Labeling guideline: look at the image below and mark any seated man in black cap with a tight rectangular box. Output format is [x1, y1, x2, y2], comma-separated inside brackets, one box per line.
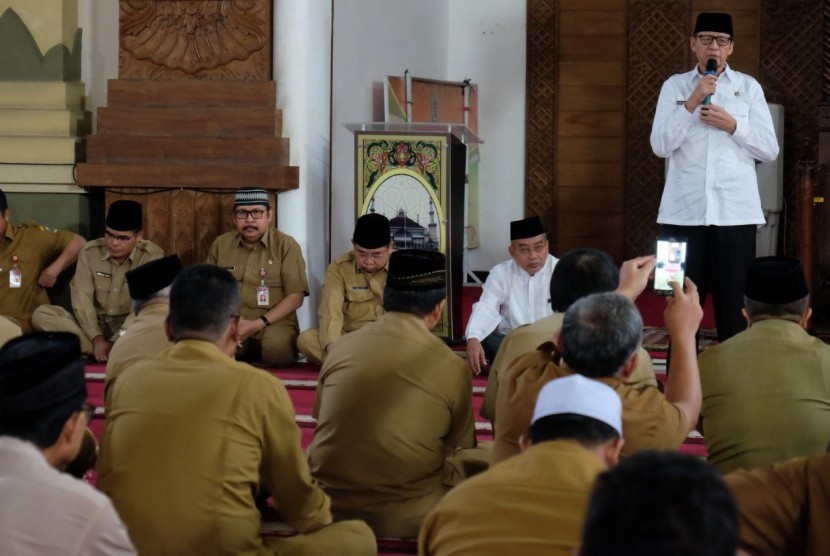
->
[309, 249, 489, 539]
[207, 188, 308, 367]
[32, 200, 164, 362]
[105, 254, 183, 396]
[465, 216, 557, 374]
[98, 264, 375, 556]
[0, 188, 85, 334]
[699, 256, 830, 473]
[297, 213, 392, 366]
[0, 332, 135, 555]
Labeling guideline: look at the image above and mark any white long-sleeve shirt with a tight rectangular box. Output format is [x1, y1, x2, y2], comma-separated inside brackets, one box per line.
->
[0, 436, 136, 556]
[465, 254, 557, 341]
[650, 64, 779, 226]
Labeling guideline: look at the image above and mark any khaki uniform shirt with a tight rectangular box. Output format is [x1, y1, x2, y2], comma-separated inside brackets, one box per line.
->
[726, 454, 830, 556]
[71, 238, 164, 340]
[0, 222, 75, 332]
[105, 301, 171, 398]
[419, 440, 606, 556]
[207, 228, 308, 324]
[308, 312, 475, 533]
[700, 319, 830, 473]
[483, 313, 658, 423]
[318, 251, 386, 347]
[494, 344, 687, 463]
[98, 340, 332, 556]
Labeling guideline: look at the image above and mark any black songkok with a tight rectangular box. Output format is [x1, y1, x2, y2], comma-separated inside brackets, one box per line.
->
[693, 12, 733, 36]
[106, 200, 143, 232]
[126, 255, 183, 300]
[387, 249, 446, 291]
[353, 213, 391, 249]
[744, 256, 809, 304]
[510, 216, 545, 241]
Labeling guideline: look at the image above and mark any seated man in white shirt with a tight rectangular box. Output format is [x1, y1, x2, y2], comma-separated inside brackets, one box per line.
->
[0, 332, 136, 555]
[465, 216, 557, 374]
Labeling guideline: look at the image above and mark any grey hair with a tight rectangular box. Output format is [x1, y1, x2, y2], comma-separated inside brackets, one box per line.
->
[560, 292, 642, 377]
[132, 285, 172, 314]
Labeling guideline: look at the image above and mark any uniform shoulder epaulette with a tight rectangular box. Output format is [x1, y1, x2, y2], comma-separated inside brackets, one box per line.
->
[20, 220, 58, 233]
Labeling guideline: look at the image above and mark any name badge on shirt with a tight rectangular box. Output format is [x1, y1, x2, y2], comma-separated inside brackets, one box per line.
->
[9, 267, 21, 288]
[351, 286, 370, 291]
[257, 285, 270, 306]
[96, 271, 112, 278]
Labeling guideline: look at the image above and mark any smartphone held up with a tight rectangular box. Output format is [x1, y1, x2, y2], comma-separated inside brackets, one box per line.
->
[654, 236, 687, 295]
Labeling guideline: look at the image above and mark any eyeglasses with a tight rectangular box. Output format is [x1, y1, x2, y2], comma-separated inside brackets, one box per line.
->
[105, 230, 136, 242]
[234, 209, 266, 220]
[696, 34, 731, 46]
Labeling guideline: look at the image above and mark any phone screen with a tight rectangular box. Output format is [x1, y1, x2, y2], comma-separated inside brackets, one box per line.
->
[654, 236, 687, 294]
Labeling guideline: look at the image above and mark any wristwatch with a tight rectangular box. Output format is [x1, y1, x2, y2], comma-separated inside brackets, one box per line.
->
[260, 315, 271, 328]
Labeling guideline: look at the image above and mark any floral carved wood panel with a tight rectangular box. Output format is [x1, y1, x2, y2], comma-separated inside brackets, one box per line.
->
[118, 0, 272, 79]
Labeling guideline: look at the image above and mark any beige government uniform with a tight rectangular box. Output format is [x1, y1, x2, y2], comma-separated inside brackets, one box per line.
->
[0, 222, 76, 333]
[419, 440, 606, 556]
[493, 343, 687, 463]
[0, 316, 21, 347]
[726, 454, 830, 556]
[700, 319, 830, 473]
[297, 251, 386, 366]
[309, 311, 485, 539]
[105, 300, 171, 400]
[98, 339, 375, 556]
[32, 238, 163, 352]
[207, 228, 308, 367]
[482, 312, 658, 424]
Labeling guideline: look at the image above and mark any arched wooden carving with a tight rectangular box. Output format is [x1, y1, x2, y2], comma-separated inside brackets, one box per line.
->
[118, 0, 271, 79]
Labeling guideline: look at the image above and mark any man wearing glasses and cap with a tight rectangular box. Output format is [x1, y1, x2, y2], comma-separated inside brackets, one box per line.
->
[207, 188, 309, 367]
[297, 213, 392, 366]
[651, 12, 779, 343]
[32, 200, 164, 363]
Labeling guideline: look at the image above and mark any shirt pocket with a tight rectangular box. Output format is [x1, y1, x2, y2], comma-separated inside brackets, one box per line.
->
[346, 287, 375, 304]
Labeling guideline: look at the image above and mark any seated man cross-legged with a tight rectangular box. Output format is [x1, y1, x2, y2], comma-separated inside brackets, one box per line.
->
[97, 264, 376, 556]
[207, 188, 309, 368]
[464, 216, 558, 375]
[33, 200, 164, 362]
[298, 213, 392, 366]
[309, 249, 489, 539]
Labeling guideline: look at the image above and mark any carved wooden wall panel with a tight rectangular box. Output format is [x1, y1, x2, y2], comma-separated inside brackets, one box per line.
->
[104, 189, 276, 266]
[525, 0, 558, 241]
[759, 0, 822, 257]
[118, 0, 272, 79]
[625, 0, 688, 258]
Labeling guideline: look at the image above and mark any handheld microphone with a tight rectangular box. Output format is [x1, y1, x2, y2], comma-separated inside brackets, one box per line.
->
[702, 59, 718, 105]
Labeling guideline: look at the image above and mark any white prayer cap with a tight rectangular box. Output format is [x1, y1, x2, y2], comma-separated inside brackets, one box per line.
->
[532, 374, 623, 436]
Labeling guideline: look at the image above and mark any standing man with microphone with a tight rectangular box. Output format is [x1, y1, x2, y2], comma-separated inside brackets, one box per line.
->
[650, 12, 779, 342]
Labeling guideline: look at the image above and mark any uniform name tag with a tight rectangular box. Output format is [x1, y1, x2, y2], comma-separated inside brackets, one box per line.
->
[96, 271, 112, 278]
[257, 285, 269, 306]
[9, 268, 21, 288]
[351, 286, 370, 291]
[221, 266, 235, 271]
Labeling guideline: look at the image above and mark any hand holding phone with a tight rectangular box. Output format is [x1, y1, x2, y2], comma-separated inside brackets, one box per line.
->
[654, 236, 687, 295]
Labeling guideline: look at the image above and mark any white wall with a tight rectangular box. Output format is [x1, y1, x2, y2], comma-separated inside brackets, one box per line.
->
[329, 0, 450, 259]
[274, 0, 332, 328]
[447, 1, 527, 271]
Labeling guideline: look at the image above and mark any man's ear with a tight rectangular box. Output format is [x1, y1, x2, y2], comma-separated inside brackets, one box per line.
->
[742, 307, 752, 328]
[164, 315, 174, 342]
[603, 436, 625, 467]
[508, 243, 515, 258]
[554, 328, 563, 351]
[519, 433, 531, 453]
[801, 307, 813, 330]
[617, 351, 639, 382]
